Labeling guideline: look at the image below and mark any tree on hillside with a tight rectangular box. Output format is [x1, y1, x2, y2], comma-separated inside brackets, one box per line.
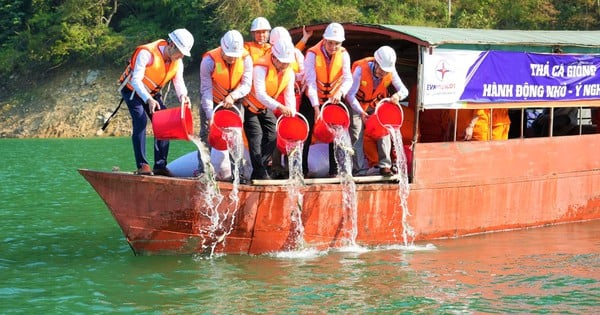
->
[1, 0, 599, 80]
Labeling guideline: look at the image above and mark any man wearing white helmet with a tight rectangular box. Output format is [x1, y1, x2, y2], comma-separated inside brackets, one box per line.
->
[118, 28, 194, 176]
[301, 22, 354, 177]
[197, 30, 253, 177]
[267, 26, 311, 178]
[243, 39, 297, 180]
[244, 17, 272, 62]
[346, 45, 409, 176]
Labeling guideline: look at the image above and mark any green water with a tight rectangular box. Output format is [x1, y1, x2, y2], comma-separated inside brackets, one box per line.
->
[1, 138, 599, 314]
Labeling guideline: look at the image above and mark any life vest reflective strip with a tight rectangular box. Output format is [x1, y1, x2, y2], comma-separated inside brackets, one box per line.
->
[119, 40, 179, 95]
[243, 54, 293, 114]
[307, 40, 345, 104]
[352, 57, 392, 112]
[205, 47, 246, 104]
[244, 42, 271, 63]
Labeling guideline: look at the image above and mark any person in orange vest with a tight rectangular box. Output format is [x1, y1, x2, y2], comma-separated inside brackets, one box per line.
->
[346, 46, 409, 176]
[198, 30, 253, 176]
[268, 26, 308, 178]
[301, 22, 354, 177]
[244, 17, 271, 63]
[243, 39, 297, 180]
[490, 108, 511, 140]
[295, 25, 314, 53]
[119, 28, 194, 176]
[446, 109, 490, 141]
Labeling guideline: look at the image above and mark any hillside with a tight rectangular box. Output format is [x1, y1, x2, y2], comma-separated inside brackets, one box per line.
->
[0, 66, 200, 138]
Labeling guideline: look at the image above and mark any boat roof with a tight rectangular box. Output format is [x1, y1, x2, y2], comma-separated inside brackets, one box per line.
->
[291, 23, 600, 53]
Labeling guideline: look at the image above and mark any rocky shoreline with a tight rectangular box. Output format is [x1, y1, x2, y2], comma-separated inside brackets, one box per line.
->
[0, 67, 200, 138]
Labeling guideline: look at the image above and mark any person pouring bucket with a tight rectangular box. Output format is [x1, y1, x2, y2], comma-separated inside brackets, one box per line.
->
[118, 28, 194, 176]
[346, 45, 409, 176]
[300, 22, 354, 178]
[198, 30, 253, 179]
[242, 39, 297, 180]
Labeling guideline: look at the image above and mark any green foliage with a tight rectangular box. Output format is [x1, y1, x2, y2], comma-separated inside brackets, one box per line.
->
[1, 0, 599, 78]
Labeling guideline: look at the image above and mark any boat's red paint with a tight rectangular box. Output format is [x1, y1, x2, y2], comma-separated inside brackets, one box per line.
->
[79, 134, 600, 255]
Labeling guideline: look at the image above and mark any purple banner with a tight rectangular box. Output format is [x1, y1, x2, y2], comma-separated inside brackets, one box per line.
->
[460, 51, 600, 102]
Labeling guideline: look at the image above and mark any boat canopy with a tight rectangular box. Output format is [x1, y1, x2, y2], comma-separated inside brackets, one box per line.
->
[379, 24, 600, 53]
[290, 23, 600, 109]
[291, 23, 600, 53]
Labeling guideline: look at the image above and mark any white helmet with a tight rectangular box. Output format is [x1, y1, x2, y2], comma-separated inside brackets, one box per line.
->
[269, 26, 291, 45]
[168, 28, 194, 56]
[374, 46, 397, 72]
[271, 39, 295, 63]
[250, 17, 272, 32]
[220, 30, 244, 57]
[323, 22, 345, 42]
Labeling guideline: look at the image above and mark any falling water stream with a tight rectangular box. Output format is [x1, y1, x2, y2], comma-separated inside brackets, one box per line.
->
[331, 126, 359, 247]
[189, 127, 243, 257]
[387, 127, 416, 246]
[284, 142, 305, 250]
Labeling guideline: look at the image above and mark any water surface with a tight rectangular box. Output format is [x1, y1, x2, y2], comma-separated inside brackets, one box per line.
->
[1, 138, 598, 313]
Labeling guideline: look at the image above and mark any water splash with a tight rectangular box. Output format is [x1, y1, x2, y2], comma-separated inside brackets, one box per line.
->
[331, 126, 359, 247]
[285, 141, 306, 251]
[386, 127, 416, 247]
[189, 128, 244, 257]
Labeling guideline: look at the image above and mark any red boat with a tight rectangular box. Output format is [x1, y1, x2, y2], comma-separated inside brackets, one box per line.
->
[81, 24, 600, 255]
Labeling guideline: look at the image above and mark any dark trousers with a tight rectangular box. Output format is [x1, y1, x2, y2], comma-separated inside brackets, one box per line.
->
[244, 108, 277, 179]
[122, 89, 169, 170]
[299, 95, 315, 176]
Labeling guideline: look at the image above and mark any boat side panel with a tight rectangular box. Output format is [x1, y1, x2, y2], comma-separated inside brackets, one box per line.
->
[409, 170, 600, 239]
[413, 135, 600, 186]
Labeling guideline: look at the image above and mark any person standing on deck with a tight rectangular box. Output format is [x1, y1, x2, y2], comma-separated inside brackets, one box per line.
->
[243, 39, 297, 180]
[268, 26, 311, 178]
[345, 46, 409, 176]
[300, 22, 354, 177]
[119, 28, 194, 176]
[244, 17, 272, 63]
[197, 30, 253, 175]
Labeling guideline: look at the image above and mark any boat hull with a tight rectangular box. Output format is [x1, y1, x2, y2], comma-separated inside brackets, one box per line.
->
[80, 135, 600, 255]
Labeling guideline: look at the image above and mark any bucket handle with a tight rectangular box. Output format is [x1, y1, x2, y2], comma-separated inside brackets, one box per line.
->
[276, 112, 309, 137]
[180, 99, 186, 119]
[318, 100, 349, 123]
[212, 102, 242, 117]
[374, 97, 404, 128]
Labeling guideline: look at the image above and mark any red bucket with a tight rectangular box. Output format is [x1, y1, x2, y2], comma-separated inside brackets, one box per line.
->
[276, 113, 309, 154]
[313, 102, 350, 143]
[365, 99, 404, 140]
[208, 105, 243, 150]
[152, 102, 194, 140]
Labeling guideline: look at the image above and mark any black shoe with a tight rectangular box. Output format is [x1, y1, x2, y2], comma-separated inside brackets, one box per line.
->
[234, 176, 249, 184]
[153, 168, 174, 177]
[270, 166, 288, 179]
[252, 174, 271, 180]
[380, 167, 392, 176]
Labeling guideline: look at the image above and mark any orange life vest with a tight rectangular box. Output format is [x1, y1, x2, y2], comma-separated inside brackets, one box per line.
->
[307, 40, 346, 104]
[204, 47, 247, 104]
[351, 57, 393, 112]
[244, 42, 271, 63]
[490, 108, 511, 140]
[120, 40, 180, 95]
[243, 54, 293, 114]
